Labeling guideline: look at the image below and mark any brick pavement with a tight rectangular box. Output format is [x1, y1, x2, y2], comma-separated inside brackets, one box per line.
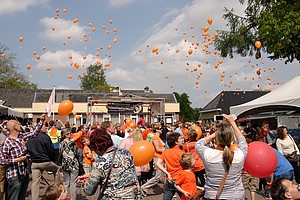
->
[24, 172, 268, 200]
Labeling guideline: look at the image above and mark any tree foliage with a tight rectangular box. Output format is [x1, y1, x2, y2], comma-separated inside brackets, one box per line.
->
[80, 63, 112, 90]
[215, 0, 300, 63]
[173, 92, 201, 122]
[0, 43, 37, 89]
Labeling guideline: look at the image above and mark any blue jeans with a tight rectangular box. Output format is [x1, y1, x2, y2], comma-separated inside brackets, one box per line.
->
[163, 181, 181, 200]
[5, 174, 29, 200]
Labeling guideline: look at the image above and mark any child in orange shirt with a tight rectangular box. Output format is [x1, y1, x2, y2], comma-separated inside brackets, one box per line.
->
[174, 153, 198, 200]
[82, 138, 95, 174]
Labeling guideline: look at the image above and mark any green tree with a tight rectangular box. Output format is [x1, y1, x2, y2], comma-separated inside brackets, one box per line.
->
[80, 64, 112, 90]
[0, 43, 37, 89]
[215, 0, 300, 63]
[173, 92, 201, 122]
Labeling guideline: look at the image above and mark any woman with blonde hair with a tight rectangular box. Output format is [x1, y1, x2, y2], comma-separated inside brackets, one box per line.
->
[195, 114, 247, 200]
[120, 127, 145, 184]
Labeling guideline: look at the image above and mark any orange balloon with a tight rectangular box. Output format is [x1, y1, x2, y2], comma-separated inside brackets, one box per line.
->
[188, 49, 193, 55]
[230, 143, 238, 151]
[19, 37, 24, 42]
[152, 47, 158, 53]
[255, 41, 261, 48]
[36, 55, 40, 60]
[26, 65, 31, 70]
[72, 111, 77, 116]
[68, 75, 73, 79]
[58, 100, 74, 116]
[1, 53, 6, 59]
[193, 126, 202, 140]
[129, 141, 155, 166]
[75, 115, 81, 120]
[129, 122, 136, 128]
[125, 118, 132, 125]
[73, 18, 78, 23]
[207, 18, 213, 25]
[203, 26, 209, 32]
[105, 63, 110, 67]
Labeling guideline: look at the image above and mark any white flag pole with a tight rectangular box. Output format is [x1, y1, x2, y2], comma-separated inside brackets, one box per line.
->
[52, 87, 55, 120]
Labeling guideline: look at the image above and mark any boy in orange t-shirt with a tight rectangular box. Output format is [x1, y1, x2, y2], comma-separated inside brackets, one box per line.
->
[175, 153, 197, 200]
[82, 138, 95, 174]
[183, 129, 205, 187]
[156, 132, 185, 200]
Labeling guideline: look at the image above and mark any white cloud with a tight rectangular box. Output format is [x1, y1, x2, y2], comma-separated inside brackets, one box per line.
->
[39, 17, 89, 43]
[0, 0, 47, 15]
[107, 0, 135, 7]
[34, 49, 109, 70]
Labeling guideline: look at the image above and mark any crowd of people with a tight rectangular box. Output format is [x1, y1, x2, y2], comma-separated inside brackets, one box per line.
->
[0, 114, 300, 200]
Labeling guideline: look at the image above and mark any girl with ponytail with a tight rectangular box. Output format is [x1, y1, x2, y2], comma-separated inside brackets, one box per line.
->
[195, 114, 247, 200]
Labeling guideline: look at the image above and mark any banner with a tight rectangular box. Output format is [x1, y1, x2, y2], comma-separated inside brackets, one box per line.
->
[46, 87, 55, 117]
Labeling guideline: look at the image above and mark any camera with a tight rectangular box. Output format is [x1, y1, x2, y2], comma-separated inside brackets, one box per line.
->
[213, 115, 237, 122]
[214, 115, 223, 121]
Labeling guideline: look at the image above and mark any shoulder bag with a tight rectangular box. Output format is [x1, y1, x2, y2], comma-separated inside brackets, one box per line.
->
[97, 148, 117, 200]
[285, 135, 300, 163]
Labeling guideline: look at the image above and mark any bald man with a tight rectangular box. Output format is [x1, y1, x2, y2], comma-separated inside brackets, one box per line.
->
[0, 115, 45, 200]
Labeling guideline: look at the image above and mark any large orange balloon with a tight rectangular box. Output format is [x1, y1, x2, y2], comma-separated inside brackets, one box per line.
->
[58, 100, 74, 116]
[126, 118, 132, 125]
[129, 141, 155, 166]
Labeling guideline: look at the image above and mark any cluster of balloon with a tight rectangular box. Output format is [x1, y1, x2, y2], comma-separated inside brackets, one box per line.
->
[129, 140, 155, 166]
[244, 142, 277, 178]
[58, 100, 74, 116]
[125, 118, 136, 128]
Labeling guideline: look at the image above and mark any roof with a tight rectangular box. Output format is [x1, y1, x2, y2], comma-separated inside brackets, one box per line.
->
[0, 88, 177, 108]
[230, 75, 300, 118]
[201, 91, 269, 114]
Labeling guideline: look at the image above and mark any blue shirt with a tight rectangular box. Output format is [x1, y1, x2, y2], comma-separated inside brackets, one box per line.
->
[274, 149, 294, 177]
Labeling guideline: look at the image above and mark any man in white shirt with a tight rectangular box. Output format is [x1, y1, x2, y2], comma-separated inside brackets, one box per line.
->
[101, 121, 122, 147]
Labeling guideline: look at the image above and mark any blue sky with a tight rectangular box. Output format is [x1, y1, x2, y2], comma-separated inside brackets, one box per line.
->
[0, 0, 299, 108]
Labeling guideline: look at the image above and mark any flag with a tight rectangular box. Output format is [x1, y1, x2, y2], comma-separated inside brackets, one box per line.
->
[46, 87, 55, 117]
[118, 86, 122, 96]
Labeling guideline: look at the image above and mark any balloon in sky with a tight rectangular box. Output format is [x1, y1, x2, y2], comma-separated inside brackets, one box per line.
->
[58, 100, 74, 116]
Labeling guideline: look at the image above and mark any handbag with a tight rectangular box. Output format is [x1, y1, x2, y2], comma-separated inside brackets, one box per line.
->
[98, 148, 117, 200]
[285, 135, 300, 163]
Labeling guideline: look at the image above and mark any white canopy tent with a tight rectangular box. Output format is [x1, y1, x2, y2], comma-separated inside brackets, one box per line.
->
[0, 105, 24, 118]
[230, 75, 300, 118]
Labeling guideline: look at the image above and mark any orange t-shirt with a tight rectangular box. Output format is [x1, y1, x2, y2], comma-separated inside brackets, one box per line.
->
[142, 129, 152, 140]
[182, 128, 189, 140]
[161, 145, 184, 180]
[152, 135, 165, 158]
[183, 141, 205, 172]
[83, 145, 95, 165]
[72, 131, 83, 149]
[176, 170, 197, 200]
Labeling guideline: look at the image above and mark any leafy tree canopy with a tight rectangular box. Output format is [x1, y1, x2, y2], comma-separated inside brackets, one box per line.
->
[80, 63, 113, 90]
[215, 0, 300, 63]
[0, 43, 37, 89]
[173, 92, 201, 122]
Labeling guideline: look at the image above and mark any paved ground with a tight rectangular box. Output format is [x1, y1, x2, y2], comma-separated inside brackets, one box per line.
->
[23, 172, 268, 200]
